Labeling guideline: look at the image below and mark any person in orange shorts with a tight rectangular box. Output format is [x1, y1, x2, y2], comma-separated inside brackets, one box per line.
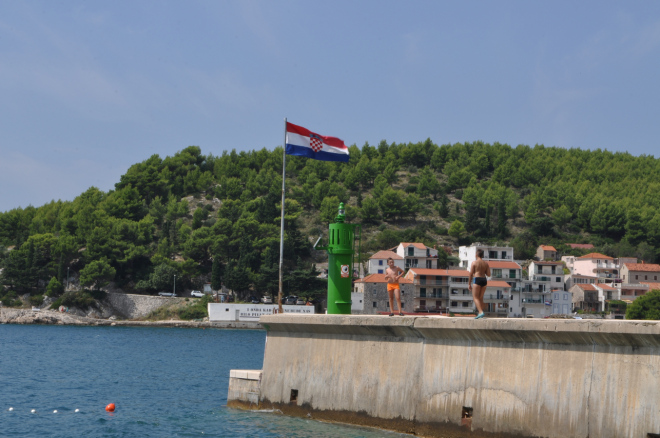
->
[385, 257, 405, 316]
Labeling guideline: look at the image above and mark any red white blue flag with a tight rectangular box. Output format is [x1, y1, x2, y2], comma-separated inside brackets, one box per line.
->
[285, 122, 349, 162]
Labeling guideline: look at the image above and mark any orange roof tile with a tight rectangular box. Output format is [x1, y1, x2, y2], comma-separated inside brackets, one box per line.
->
[578, 253, 613, 260]
[407, 268, 469, 277]
[486, 280, 512, 288]
[639, 281, 660, 290]
[487, 261, 522, 269]
[533, 261, 564, 265]
[540, 245, 557, 251]
[369, 250, 402, 260]
[576, 284, 597, 291]
[400, 242, 429, 250]
[624, 263, 660, 272]
[355, 273, 413, 284]
[596, 283, 616, 290]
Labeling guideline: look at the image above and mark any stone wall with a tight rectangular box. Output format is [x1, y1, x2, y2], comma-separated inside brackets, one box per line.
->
[248, 315, 660, 438]
[104, 293, 184, 319]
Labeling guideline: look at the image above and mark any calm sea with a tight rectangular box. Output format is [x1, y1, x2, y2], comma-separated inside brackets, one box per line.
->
[0, 324, 409, 437]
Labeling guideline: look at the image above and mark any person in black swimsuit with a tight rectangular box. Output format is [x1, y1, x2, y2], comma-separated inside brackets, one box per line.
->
[474, 276, 488, 287]
[468, 249, 491, 319]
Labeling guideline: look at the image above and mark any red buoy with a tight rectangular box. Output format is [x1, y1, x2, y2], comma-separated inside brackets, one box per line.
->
[105, 403, 115, 412]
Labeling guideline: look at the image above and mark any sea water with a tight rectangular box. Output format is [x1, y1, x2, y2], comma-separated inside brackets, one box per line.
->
[0, 324, 409, 437]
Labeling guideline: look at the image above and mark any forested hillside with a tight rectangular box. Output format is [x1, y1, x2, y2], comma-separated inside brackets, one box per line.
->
[2, 140, 660, 307]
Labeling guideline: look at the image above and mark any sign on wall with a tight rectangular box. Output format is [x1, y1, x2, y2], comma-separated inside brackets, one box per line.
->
[208, 303, 315, 322]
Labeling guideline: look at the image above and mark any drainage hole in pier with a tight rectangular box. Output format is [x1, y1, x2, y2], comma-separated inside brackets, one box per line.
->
[290, 389, 298, 404]
[462, 407, 473, 419]
[647, 434, 660, 438]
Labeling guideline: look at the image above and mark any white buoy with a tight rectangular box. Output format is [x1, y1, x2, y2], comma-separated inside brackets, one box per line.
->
[31, 409, 36, 413]
[53, 410, 58, 414]
[8, 407, 13, 411]
[75, 409, 80, 413]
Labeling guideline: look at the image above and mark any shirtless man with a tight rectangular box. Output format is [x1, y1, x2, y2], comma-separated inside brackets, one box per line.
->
[468, 249, 491, 319]
[385, 257, 405, 316]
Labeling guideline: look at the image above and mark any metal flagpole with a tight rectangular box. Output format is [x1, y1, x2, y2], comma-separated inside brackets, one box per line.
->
[278, 118, 287, 314]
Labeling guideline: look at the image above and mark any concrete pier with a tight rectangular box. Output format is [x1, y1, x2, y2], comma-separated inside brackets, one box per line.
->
[228, 314, 660, 437]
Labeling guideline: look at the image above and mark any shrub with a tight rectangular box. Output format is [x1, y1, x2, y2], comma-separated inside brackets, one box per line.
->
[29, 295, 44, 307]
[179, 306, 206, 320]
[53, 290, 107, 310]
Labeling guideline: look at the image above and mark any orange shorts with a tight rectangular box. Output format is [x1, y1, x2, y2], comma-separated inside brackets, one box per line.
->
[387, 283, 400, 292]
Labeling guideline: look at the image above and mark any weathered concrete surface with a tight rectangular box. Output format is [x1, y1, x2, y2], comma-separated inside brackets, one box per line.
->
[252, 314, 660, 438]
[227, 370, 262, 409]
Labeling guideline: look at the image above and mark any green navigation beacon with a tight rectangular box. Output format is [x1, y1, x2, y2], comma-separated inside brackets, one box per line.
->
[314, 202, 361, 314]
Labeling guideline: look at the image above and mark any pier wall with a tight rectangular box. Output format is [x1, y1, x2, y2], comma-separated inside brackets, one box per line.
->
[250, 315, 660, 438]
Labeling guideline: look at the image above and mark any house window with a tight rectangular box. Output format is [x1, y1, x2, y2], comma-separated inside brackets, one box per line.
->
[636, 275, 638, 280]
[378, 260, 383, 266]
[462, 302, 470, 307]
[451, 301, 458, 307]
[408, 247, 415, 257]
[489, 251, 497, 259]
[509, 270, 517, 279]
[420, 275, 426, 285]
[378, 269, 383, 274]
[556, 277, 561, 283]
[373, 302, 377, 308]
[420, 299, 426, 306]
[501, 251, 507, 259]
[420, 288, 427, 298]
[426, 260, 432, 268]
[645, 275, 648, 280]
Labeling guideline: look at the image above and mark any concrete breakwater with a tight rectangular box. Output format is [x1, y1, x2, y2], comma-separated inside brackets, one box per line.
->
[228, 314, 660, 437]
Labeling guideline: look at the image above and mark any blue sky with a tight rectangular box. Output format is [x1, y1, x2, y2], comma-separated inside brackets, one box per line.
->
[1, 1, 659, 213]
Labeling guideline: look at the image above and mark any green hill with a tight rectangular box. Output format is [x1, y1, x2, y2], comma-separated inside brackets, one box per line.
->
[1, 141, 660, 306]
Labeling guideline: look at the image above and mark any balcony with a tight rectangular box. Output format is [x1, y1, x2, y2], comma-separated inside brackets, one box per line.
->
[448, 306, 474, 314]
[483, 294, 508, 301]
[449, 293, 473, 300]
[415, 280, 448, 286]
[522, 298, 550, 304]
[418, 292, 446, 299]
[414, 305, 444, 313]
[533, 276, 553, 282]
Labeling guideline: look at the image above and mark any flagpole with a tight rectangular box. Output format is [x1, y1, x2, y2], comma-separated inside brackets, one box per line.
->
[278, 118, 287, 314]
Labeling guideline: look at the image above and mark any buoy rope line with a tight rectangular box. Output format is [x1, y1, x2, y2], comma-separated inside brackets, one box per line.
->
[6, 404, 115, 413]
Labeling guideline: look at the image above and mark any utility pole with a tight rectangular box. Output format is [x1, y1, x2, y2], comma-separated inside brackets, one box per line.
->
[173, 275, 177, 297]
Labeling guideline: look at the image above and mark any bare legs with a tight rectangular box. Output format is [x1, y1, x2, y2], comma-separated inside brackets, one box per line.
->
[472, 284, 486, 316]
[388, 288, 402, 315]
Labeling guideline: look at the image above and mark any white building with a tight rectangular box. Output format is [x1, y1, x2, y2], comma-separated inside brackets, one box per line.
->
[367, 250, 404, 275]
[459, 243, 514, 270]
[394, 242, 440, 269]
[528, 261, 565, 292]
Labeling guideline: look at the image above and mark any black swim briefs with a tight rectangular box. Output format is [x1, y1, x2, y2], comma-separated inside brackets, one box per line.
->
[474, 277, 487, 287]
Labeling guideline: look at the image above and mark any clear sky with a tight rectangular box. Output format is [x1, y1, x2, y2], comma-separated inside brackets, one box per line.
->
[1, 1, 659, 213]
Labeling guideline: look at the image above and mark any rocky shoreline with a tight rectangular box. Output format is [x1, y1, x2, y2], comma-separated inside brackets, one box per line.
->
[0, 308, 262, 330]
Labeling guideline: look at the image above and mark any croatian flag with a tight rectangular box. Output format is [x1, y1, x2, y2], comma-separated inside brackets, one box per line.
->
[285, 122, 349, 162]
